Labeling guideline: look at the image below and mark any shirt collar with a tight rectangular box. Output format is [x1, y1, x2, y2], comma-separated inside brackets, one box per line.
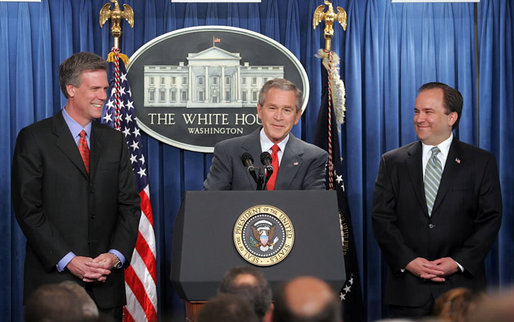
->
[422, 133, 453, 164]
[62, 108, 91, 139]
[260, 128, 289, 153]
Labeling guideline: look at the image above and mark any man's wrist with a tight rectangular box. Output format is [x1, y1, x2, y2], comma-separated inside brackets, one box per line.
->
[56, 252, 76, 272]
[111, 253, 122, 269]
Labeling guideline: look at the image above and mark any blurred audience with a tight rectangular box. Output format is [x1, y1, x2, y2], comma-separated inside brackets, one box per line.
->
[273, 276, 341, 322]
[197, 293, 259, 322]
[218, 266, 273, 321]
[433, 287, 483, 322]
[468, 288, 514, 322]
[59, 280, 100, 320]
[25, 281, 98, 322]
[434, 287, 483, 322]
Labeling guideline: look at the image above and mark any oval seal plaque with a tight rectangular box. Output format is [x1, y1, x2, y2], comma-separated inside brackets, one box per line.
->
[127, 26, 309, 152]
[233, 205, 295, 267]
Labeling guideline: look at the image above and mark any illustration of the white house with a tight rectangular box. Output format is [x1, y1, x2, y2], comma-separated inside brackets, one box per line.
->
[144, 45, 284, 108]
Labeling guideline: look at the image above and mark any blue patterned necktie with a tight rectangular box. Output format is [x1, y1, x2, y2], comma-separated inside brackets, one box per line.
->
[424, 147, 442, 216]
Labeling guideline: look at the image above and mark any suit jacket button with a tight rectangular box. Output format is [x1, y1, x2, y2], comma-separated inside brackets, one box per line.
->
[429, 224, 435, 229]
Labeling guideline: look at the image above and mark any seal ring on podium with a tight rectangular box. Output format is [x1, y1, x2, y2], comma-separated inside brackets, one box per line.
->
[233, 205, 295, 266]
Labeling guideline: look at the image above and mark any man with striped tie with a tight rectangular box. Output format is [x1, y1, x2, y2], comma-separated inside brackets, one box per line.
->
[372, 82, 502, 319]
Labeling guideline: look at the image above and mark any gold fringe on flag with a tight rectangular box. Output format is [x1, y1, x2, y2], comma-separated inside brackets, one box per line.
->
[107, 51, 129, 65]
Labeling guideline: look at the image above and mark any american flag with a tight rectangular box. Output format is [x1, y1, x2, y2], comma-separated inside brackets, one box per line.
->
[313, 51, 365, 322]
[102, 50, 158, 322]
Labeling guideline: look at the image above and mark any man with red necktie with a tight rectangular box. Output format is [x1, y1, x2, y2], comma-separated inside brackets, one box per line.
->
[12, 52, 140, 321]
[204, 78, 327, 191]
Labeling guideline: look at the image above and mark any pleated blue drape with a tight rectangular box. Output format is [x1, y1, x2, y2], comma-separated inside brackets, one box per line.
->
[1, 1, 512, 321]
[478, 0, 514, 288]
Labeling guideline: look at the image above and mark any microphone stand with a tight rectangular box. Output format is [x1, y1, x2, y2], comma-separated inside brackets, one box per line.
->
[256, 168, 265, 190]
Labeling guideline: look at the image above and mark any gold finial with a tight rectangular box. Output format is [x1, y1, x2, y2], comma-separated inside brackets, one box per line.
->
[99, 0, 134, 50]
[313, 0, 347, 51]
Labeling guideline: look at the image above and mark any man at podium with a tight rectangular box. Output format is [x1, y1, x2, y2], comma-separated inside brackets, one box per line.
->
[203, 78, 327, 191]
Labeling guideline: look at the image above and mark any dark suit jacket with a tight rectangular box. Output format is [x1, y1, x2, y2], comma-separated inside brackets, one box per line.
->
[12, 112, 141, 309]
[203, 129, 328, 190]
[372, 139, 502, 306]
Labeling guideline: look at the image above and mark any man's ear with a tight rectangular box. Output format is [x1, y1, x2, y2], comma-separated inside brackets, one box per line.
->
[294, 109, 302, 125]
[448, 111, 458, 127]
[66, 84, 75, 98]
[257, 104, 263, 118]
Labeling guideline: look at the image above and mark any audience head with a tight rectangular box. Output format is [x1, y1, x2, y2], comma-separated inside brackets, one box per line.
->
[273, 276, 341, 322]
[468, 288, 514, 322]
[433, 287, 483, 322]
[25, 281, 98, 322]
[58, 281, 99, 320]
[218, 266, 272, 321]
[197, 293, 259, 322]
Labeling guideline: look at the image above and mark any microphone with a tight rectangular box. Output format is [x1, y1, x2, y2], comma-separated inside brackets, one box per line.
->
[260, 152, 273, 187]
[260, 152, 273, 172]
[241, 152, 258, 186]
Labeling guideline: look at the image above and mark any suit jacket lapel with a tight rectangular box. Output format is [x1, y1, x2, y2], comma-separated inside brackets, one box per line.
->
[275, 134, 302, 190]
[406, 142, 428, 216]
[53, 113, 89, 178]
[240, 129, 263, 187]
[431, 139, 463, 217]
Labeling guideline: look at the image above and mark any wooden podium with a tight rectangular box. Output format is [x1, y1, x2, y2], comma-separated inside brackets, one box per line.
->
[171, 190, 346, 319]
[184, 301, 206, 322]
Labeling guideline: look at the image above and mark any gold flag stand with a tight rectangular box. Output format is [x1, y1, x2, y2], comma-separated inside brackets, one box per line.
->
[99, 0, 134, 63]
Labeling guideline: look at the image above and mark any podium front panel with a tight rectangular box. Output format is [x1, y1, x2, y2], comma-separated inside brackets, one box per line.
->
[171, 190, 345, 301]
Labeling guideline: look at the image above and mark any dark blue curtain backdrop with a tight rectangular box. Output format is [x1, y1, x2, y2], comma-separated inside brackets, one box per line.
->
[1, 0, 512, 321]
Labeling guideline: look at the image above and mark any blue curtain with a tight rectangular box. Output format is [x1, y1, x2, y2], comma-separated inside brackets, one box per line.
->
[477, 0, 514, 288]
[1, 0, 512, 321]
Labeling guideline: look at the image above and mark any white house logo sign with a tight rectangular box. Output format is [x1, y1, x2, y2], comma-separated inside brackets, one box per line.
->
[127, 26, 309, 152]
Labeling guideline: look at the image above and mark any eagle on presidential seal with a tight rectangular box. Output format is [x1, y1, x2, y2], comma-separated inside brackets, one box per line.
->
[251, 219, 279, 252]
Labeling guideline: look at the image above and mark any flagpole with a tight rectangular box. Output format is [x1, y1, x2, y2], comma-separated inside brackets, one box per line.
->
[99, 2, 158, 321]
[313, 2, 365, 321]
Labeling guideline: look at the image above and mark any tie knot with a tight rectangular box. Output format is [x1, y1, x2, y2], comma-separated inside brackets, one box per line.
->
[79, 130, 87, 138]
[271, 144, 280, 153]
[430, 146, 440, 157]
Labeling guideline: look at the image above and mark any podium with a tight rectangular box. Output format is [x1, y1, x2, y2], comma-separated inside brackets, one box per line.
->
[171, 190, 345, 320]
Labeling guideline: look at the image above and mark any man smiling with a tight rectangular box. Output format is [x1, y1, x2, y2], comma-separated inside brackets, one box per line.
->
[12, 52, 141, 321]
[204, 78, 327, 191]
[372, 82, 502, 319]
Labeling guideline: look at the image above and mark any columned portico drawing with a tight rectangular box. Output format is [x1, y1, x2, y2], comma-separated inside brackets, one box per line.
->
[144, 45, 284, 108]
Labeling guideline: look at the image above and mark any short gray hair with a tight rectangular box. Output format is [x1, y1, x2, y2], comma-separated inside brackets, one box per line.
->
[59, 52, 108, 98]
[258, 78, 303, 111]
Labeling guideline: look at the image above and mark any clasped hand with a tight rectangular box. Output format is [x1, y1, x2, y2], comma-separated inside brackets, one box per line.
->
[406, 257, 459, 282]
[66, 253, 118, 283]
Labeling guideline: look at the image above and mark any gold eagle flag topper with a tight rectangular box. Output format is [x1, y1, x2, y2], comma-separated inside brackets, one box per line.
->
[99, 0, 134, 51]
[313, 0, 347, 51]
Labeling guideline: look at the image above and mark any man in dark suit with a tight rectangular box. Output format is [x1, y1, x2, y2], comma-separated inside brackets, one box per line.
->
[203, 78, 327, 190]
[372, 82, 502, 318]
[12, 52, 141, 321]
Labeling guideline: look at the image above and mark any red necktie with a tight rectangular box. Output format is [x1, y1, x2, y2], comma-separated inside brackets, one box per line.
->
[78, 130, 90, 173]
[266, 144, 280, 191]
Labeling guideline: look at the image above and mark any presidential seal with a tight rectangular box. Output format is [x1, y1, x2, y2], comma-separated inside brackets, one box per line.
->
[233, 205, 294, 267]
